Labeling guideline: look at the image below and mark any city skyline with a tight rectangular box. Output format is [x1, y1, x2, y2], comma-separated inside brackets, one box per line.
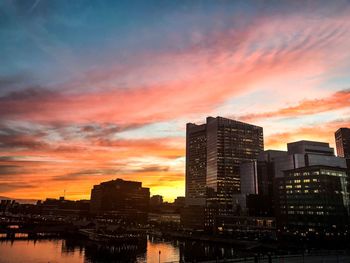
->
[1, 1, 350, 202]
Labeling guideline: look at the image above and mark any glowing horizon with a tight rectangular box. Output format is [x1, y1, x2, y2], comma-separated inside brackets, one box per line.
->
[1, 1, 350, 202]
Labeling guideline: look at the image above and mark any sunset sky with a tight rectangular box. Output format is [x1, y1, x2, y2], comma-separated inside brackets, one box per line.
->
[1, 0, 350, 201]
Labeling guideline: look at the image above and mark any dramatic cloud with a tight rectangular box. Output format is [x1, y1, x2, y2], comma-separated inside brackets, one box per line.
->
[1, 1, 350, 200]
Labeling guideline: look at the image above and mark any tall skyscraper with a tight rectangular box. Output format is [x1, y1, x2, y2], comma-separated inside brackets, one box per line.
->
[184, 116, 263, 229]
[335, 128, 350, 158]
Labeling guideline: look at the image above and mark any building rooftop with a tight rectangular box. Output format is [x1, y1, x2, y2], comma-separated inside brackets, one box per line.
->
[287, 140, 334, 156]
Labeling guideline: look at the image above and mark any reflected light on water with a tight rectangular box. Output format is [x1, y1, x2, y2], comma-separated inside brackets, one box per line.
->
[138, 239, 179, 263]
[0, 239, 84, 263]
[0, 238, 181, 263]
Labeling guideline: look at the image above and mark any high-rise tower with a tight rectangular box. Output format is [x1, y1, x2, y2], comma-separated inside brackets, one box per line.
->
[184, 116, 263, 229]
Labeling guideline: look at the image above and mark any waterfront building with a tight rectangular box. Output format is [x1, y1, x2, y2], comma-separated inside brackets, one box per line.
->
[40, 197, 90, 216]
[183, 116, 263, 230]
[90, 179, 150, 223]
[237, 140, 349, 236]
[149, 212, 181, 224]
[275, 165, 349, 236]
[271, 141, 348, 237]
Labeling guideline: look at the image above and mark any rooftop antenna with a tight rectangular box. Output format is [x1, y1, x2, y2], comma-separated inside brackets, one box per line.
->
[64, 189, 66, 199]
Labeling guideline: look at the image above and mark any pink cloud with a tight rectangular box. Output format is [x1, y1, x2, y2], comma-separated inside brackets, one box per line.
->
[241, 89, 350, 121]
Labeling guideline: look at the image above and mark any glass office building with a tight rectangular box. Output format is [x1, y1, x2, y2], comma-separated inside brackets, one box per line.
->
[184, 116, 263, 229]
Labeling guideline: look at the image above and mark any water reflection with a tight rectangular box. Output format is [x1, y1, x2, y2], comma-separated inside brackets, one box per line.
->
[0, 236, 247, 262]
[64, 237, 148, 262]
[179, 239, 244, 262]
[0, 239, 84, 263]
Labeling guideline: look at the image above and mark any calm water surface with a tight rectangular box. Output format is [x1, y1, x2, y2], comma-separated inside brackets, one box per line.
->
[0, 236, 239, 263]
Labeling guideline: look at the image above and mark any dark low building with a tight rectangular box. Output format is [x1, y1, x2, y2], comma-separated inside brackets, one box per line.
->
[174, 196, 185, 208]
[274, 165, 349, 237]
[150, 195, 163, 207]
[215, 215, 276, 240]
[38, 197, 90, 217]
[149, 195, 163, 213]
[90, 179, 150, 223]
[181, 205, 205, 230]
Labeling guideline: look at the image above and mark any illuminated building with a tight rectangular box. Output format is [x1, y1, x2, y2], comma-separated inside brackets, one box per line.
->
[275, 165, 349, 236]
[237, 140, 349, 237]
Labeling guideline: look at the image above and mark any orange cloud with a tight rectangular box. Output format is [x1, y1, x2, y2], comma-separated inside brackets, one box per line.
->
[0, 134, 185, 201]
[242, 89, 350, 121]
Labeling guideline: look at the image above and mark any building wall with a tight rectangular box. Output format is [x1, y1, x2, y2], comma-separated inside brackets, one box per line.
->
[90, 185, 102, 215]
[240, 161, 258, 195]
[186, 123, 207, 206]
[181, 205, 205, 230]
[273, 154, 305, 178]
[206, 117, 218, 192]
[206, 117, 263, 196]
[287, 140, 334, 156]
[335, 128, 350, 158]
[307, 154, 347, 168]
